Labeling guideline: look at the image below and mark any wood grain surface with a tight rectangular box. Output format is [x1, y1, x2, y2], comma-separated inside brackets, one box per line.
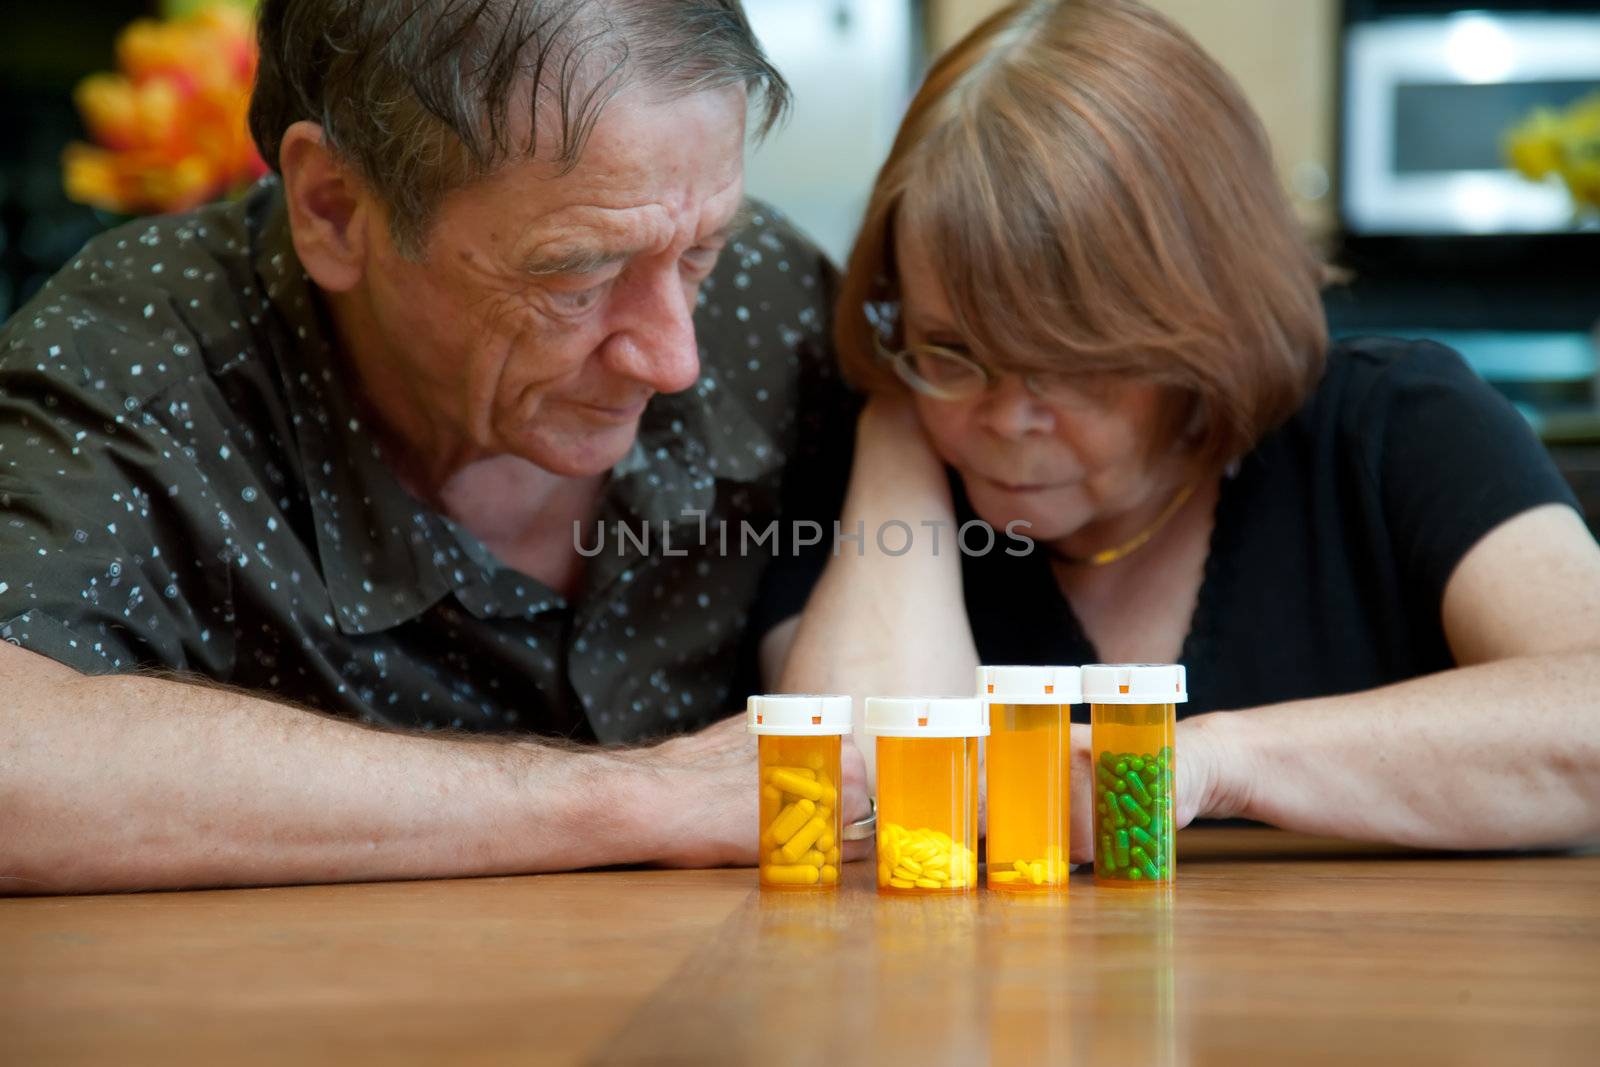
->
[3, 830, 1597, 1066]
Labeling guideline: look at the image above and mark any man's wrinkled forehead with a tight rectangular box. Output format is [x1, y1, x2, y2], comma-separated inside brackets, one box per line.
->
[461, 85, 750, 266]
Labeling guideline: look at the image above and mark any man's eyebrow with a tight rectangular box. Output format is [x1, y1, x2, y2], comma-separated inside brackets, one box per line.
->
[522, 247, 633, 277]
[524, 201, 756, 274]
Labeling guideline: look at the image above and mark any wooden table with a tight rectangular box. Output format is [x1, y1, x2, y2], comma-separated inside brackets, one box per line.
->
[4, 829, 1597, 1065]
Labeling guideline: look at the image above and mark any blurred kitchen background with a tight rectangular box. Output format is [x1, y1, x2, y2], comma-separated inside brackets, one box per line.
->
[2, 0, 1598, 525]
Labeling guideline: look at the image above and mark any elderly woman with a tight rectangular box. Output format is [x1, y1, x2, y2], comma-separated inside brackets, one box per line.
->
[762, 0, 1600, 855]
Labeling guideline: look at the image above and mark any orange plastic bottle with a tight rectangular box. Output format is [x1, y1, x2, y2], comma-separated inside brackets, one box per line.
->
[748, 694, 851, 890]
[979, 665, 1081, 891]
[1083, 664, 1186, 888]
[865, 697, 986, 895]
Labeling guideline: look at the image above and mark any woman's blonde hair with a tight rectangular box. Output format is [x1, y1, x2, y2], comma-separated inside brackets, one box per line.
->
[836, 0, 1328, 467]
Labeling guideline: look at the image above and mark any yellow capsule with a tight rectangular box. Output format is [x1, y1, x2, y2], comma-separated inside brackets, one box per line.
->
[805, 753, 826, 772]
[816, 807, 832, 826]
[765, 864, 820, 885]
[768, 770, 825, 802]
[1013, 859, 1031, 877]
[766, 766, 817, 782]
[768, 849, 786, 867]
[767, 799, 815, 846]
[888, 878, 915, 889]
[946, 878, 968, 889]
[1029, 861, 1045, 885]
[878, 861, 891, 884]
[825, 847, 839, 866]
[889, 824, 910, 843]
[914, 878, 942, 889]
[803, 850, 826, 867]
[817, 829, 835, 852]
[761, 785, 781, 805]
[990, 870, 1022, 884]
[892, 867, 921, 883]
[921, 870, 948, 884]
[897, 856, 923, 876]
[821, 864, 838, 884]
[780, 816, 828, 863]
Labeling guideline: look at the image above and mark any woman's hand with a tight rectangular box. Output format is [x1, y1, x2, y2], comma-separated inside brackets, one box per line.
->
[1068, 716, 1233, 864]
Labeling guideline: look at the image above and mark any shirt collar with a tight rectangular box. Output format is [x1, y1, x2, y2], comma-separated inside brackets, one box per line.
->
[250, 180, 463, 634]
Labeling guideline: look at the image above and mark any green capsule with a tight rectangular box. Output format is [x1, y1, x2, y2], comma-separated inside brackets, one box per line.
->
[1097, 801, 1108, 815]
[1113, 760, 1128, 777]
[1127, 772, 1151, 804]
[1118, 793, 1152, 828]
[1128, 867, 1143, 881]
[1159, 864, 1171, 880]
[1130, 826, 1155, 848]
[1096, 764, 1118, 790]
[1100, 832, 1113, 865]
[1115, 778, 1129, 794]
[1099, 750, 1119, 770]
[1130, 846, 1160, 880]
[1129, 756, 1145, 772]
[1114, 830, 1130, 869]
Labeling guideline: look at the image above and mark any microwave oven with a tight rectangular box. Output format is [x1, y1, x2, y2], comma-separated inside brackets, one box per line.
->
[1342, 13, 1600, 236]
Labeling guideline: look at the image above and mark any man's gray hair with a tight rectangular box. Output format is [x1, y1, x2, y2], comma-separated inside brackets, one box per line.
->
[249, 0, 789, 257]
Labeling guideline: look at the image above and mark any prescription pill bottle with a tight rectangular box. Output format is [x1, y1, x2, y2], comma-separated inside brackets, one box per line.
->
[979, 665, 1082, 891]
[1083, 664, 1185, 887]
[864, 697, 986, 895]
[748, 694, 851, 890]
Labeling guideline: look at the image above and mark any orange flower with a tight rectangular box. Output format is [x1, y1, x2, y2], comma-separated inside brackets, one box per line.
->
[63, 4, 268, 215]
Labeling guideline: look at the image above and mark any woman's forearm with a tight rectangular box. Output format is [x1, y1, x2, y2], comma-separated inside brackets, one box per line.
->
[777, 401, 978, 783]
[1190, 651, 1600, 849]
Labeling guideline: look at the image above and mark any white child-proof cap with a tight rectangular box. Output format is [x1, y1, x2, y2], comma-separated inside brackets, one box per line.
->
[746, 694, 853, 736]
[1081, 664, 1188, 704]
[863, 696, 989, 738]
[977, 665, 1083, 704]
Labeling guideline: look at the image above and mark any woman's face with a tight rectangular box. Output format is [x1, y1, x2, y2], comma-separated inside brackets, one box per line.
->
[893, 224, 1186, 547]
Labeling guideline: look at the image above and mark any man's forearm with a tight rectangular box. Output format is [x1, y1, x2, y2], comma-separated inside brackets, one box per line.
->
[0, 669, 657, 894]
[1191, 651, 1600, 849]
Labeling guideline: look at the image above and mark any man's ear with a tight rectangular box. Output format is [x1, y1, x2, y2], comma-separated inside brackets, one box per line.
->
[278, 121, 371, 293]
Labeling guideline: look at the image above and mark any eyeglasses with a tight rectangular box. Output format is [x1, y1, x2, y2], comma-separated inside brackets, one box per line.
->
[871, 330, 1086, 403]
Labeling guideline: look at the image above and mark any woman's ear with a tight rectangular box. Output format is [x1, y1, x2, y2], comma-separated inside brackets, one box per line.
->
[277, 121, 370, 293]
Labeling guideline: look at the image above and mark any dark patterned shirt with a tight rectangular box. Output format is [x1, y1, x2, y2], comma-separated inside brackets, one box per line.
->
[0, 178, 844, 743]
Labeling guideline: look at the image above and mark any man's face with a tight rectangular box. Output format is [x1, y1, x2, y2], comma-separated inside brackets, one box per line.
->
[358, 87, 747, 476]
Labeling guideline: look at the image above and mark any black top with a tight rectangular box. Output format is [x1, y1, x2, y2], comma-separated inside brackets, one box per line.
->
[0, 179, 845, 743]
[756, 338, 1581, 717]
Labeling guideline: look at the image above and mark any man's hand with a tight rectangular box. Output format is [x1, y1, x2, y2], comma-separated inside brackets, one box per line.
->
[638, 714, 872, 869]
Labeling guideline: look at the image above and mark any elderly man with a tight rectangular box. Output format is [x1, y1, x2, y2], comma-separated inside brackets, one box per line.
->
[0, 0, 864, 893]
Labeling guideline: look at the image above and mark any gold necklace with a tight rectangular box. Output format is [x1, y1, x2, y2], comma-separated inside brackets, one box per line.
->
[1048, 482, 1197, 568]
